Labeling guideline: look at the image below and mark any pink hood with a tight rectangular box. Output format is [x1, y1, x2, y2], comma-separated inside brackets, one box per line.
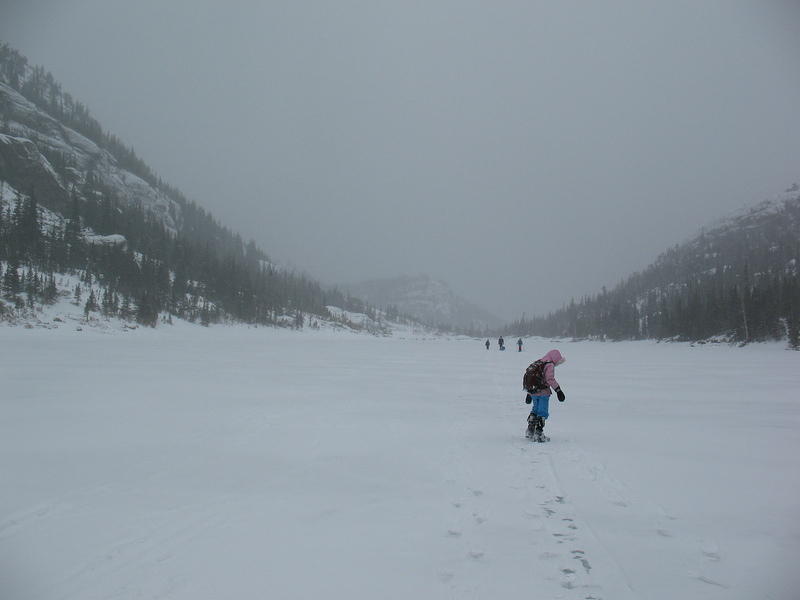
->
[541, 349, 565, 366]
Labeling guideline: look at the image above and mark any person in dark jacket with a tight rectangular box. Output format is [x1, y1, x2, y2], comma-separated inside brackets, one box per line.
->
[485, 339, 490, 350]
[524, 349, 566, 442]
[498, 336, 505, 350]
[517, 338, 523, 352]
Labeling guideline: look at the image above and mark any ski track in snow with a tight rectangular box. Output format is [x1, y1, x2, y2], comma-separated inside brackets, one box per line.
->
[0, 327, 798, 599]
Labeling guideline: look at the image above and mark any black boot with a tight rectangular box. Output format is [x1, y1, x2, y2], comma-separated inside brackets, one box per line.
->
[526, 413, 537, 438]
[535, 417, 549, 443]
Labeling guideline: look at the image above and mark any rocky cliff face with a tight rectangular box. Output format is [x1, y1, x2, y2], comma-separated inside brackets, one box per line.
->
[0, 132, 69, 210]
[0, 80, 178, 230]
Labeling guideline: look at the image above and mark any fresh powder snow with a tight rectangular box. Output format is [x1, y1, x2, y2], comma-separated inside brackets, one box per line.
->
[1, 325, 798, 599]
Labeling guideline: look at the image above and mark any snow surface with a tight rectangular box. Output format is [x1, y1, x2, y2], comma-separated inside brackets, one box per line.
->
[1, 327, 798, 599]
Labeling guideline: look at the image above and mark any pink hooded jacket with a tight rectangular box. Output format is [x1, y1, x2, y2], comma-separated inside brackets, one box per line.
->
[531, 349, 565, 396]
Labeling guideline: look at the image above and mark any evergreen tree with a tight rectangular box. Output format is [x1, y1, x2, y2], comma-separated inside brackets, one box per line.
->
[136, 291, 158, 327]
[2, 257, 20, 298]
[788, 314, 800, 350]
[83, 289, 98, 317]
[64, 194, 83, 267]
[43, 273, 57, 303]
[102, 287, 114, 316]
[120, 295, 133, 321]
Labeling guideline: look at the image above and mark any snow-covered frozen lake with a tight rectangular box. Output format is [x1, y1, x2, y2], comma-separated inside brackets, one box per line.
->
[1, 325, 798, 599]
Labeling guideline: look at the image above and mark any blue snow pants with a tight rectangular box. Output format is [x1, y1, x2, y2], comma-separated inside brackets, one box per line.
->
[530, 395, 550, 419]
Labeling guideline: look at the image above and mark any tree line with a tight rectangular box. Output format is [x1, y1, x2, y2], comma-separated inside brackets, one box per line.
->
[0, 181, 381, 328]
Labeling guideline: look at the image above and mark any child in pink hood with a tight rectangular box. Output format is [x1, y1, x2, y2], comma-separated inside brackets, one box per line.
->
[524, 349, 566, 442]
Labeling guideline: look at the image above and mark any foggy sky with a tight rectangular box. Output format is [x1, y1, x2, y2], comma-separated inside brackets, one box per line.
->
[2, 0, 799, 320]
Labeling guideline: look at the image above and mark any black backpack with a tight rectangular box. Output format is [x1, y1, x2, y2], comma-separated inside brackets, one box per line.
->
[523, 360, 551, 391]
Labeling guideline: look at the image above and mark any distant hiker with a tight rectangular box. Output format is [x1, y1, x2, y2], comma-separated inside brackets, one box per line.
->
[485, 339, 490, 350]
[522, 349, 566, 442]
[498, 336, 505, 351]
[517, 338, 523, 352]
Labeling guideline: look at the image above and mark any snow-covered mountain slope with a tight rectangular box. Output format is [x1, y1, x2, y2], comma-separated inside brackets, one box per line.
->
[1, 328, 797, 599]
[663, 184, 800, 279]
[0, 272, 437, 336]
[513, 184, 800, 343]
[0, 180, 434, 336]
[2, 44, 420, 331]
[344, 274, 501, 332]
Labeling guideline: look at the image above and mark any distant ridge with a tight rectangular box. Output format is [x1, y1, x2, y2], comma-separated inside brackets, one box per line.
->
[343, 274, 501, 333]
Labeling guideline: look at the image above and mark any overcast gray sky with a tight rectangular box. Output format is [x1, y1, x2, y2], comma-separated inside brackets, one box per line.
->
[1, 0, 799, 320]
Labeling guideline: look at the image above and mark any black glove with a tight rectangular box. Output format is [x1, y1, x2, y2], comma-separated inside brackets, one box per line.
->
[525, 393, 532, 404]
[556, 388, 566, 402]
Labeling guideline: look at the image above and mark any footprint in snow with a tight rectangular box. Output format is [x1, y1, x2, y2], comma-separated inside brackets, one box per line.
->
[656, 529, 673, 538]
[696, 575, 728, 588]
[560, 566, 578, 590]
[562, 518, 577, 530]
[552, 532, 577, 544]
[701, 541, 721, 561]
[571, 550, 592, 573]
